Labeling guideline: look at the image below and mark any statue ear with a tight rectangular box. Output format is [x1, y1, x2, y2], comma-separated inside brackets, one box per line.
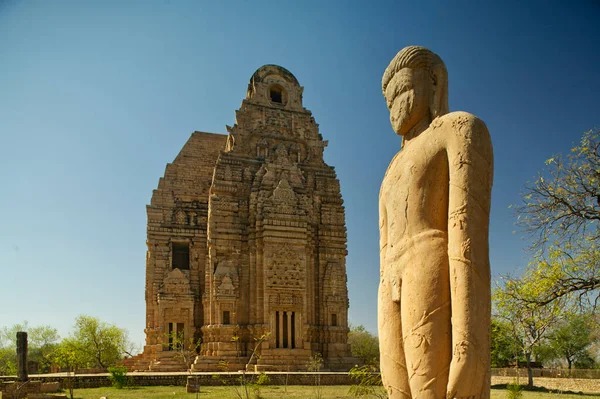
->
[429, 64, 448, 119]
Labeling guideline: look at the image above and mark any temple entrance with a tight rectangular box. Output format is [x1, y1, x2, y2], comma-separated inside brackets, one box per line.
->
[275, 311, 296, 349]
[167, 322, 184, 350]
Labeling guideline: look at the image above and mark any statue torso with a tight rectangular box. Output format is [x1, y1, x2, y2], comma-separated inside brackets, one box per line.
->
[380, 117, 451, 267]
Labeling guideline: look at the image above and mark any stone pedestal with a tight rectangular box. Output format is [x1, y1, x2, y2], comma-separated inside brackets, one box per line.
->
[186, 376, 201, 393]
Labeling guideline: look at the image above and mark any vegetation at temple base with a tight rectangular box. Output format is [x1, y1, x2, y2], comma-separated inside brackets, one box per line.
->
[167, 330, 202, 371]
[347, 324, 379, 367]
[108, 365, 131, 389]
[348, 364, 385, 398]
[65, 314, 136, 369]
[306, 352, 324, 399]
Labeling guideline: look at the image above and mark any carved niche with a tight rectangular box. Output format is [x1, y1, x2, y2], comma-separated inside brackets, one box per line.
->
[213, 260, 239, 298]
[159, 268, 193, 298]
[323, 261, 347, 305]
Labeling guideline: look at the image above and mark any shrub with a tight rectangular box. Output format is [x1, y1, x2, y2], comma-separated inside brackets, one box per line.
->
[348, 364, 386, 398]
[255, 372, 270, 386]
[107, 365, 129, 389]
[507, 380, 523, 399]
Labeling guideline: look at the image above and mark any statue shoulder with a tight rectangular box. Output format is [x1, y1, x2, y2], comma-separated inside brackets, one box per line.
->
[436, 111, 492, 160]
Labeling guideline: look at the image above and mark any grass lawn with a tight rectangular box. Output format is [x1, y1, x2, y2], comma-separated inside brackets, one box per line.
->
[62, 385, 600, 399]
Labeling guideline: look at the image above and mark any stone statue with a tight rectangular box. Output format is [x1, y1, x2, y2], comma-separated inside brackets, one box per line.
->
[378, 46, 493, 398]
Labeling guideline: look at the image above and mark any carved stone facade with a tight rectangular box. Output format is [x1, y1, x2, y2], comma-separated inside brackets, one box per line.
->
[133, 65, 354, 371]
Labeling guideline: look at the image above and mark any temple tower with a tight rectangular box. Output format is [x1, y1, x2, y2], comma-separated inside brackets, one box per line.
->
[137, 65, 353, 371]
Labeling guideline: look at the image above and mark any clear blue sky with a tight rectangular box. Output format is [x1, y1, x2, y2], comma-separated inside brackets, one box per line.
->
[1, 0, 598, 348]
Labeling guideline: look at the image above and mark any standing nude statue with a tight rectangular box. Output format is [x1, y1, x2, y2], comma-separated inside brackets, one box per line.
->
[378, 46, 493, 399]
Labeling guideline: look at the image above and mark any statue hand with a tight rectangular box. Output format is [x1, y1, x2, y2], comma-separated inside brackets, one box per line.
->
[446, 340, 483, 399]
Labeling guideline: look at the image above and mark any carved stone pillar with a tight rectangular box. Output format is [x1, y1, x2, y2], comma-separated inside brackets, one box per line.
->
[16, 331, 28, 382]
[278, 311, 284, 348]
[287, 312, 292, 349]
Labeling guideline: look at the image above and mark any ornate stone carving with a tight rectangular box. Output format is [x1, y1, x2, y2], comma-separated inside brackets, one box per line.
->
[323, 261, 345, 296]
[269, 293, 302, 305]
[160, 268, 192, 296]
[218, 275, 235, 296]
[174, 209, 187, 225]
[265, 245, 305, 289]
[272, 178, 296, 204]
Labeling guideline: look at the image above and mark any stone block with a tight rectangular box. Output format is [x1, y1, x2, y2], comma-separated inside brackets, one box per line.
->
[186, 376, 201, 393]
[40, 382, 60, 393]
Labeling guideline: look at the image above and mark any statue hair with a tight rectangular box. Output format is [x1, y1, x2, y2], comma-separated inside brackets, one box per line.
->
[382, 46, 449, 119]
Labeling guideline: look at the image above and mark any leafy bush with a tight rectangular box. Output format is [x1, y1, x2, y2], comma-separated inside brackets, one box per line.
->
[348, 364, 386, 398]
[307, 353, 324, 399]
[507, 380, 523, 399]
[348, 325, 380, 367]
[107, 365, 129, 389]
[255, 372, 270, 386]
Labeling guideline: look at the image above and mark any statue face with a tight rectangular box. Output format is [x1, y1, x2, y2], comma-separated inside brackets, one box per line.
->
[384, 68, 431, 136]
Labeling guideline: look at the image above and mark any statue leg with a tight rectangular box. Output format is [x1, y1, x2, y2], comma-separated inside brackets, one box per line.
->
[401, 244, 452, 399]
[378, 279, 411, 399]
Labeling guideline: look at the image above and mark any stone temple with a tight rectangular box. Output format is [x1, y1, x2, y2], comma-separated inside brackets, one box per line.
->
[124, 65, 354, 371]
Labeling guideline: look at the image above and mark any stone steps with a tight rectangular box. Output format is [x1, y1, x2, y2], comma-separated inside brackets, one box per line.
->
[119, 354, 152, 372]
[149, 355, 190, 372]
[191, 355, 249, 372]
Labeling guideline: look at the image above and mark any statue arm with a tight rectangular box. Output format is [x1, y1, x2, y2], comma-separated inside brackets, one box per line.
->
[379, 189, 388, 276]
[446, 113, 493, 397]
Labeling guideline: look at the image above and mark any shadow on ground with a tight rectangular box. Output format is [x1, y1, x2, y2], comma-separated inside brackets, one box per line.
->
[492, 383, 597, 396]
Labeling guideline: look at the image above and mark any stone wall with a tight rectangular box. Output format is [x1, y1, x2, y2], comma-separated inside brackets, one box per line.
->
[491, 368, 600, 379]
[144, 131, 227, 354]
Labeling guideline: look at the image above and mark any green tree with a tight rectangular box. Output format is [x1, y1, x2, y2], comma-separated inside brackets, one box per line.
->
[347, 325, 380, 367]
[490, 318, 521, 368]
[0, 323, 21, 375]
[28, 325, 61, 372]
[514, 129, 599, 307]
[494, 279, 564, 388]
[52, 338, 85, 370]
[0, 322, 60, 374]
[546, 313, 598, 371]
[52, 338, 86, 399]
[0, 347, 16, 376]
[68, 315, 134, 369]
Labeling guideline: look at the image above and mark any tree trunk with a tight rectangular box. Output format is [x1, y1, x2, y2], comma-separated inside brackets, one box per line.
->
[525, 351, 533, 388]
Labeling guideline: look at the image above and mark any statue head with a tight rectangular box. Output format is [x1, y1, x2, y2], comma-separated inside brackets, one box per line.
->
[382, 46, 449, 136]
